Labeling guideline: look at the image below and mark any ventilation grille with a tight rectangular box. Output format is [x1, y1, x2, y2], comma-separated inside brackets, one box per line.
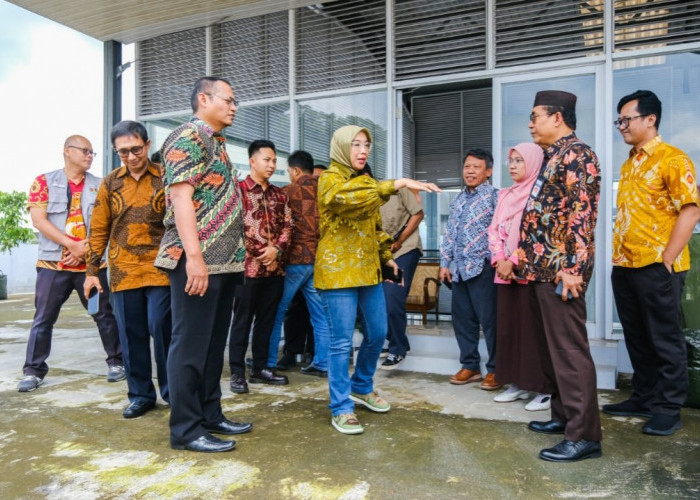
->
[614, 0, 700, 51]
[414, 93, 463, 187]
[137, 27, 206, 117]
[295, 0, 386, 94]
[495, 0, 604, 67]
[413, 88, 492, 188]
[211, 12, 289, 102]
[394, 0, 486, 81]
[402, 103, 415, 178]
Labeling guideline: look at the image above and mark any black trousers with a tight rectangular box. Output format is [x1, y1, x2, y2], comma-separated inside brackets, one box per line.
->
[23, 267, 122, 378]
[612, 263, 688, 415]
[167, 257, 241, 446]
[283, 291, 314, 356]
[228, 276, 285, 375]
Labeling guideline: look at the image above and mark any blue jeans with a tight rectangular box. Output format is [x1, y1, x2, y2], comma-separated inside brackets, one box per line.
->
[112, 286, 171, 404]
[268, 265, 330, 370]
[320, 284, 386, 416]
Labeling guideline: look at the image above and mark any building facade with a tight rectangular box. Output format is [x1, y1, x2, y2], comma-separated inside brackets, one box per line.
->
[133, 0, 700, 343]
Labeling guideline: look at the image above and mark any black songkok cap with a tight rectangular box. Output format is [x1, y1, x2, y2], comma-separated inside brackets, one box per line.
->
[533, 90, 577, 111]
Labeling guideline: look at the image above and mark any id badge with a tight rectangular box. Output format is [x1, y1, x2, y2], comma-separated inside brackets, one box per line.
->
[530, 177, 544, 199]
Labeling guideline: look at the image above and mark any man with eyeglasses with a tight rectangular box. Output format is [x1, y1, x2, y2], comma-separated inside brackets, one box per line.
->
[154, 76, 252, 453]
[83, 120, 171, 420]
[517, 90, 602, 462]
[17, 136, 124, 393]
[605, 90, 700, 436]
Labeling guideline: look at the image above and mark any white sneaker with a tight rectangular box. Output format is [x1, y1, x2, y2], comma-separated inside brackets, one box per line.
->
[525, 393, 551, 411]
[493, 385, 530, 403]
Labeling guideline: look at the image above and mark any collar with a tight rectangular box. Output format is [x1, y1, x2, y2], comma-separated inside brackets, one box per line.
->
[190, 117, 218, 138]
[243, 174, 269, 191]
[115, 162, 160, 178]
[630, 135, 663, 158]
[463, 181, 493, 196]
[543, 132, 577, 159]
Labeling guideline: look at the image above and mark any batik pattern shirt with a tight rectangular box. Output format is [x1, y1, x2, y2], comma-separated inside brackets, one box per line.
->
[86, 163, 170, 291]
[283, 174, 320, 265]
[439, 182, 498, 282]
[314, 161, 395, 290]
[240, 176, 292, 278]
[613, 135, 698, 272]
[154, 117, 245, 274]
[28, 174, 87, 272]
[516, 133, 600, 285]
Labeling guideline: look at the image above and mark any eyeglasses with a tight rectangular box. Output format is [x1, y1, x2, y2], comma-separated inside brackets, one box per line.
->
[206, 93, 239, 108]
[614, 114, 648, 129]
[529, 112, 552, 122]
[507, 157, 525, 166]
[350, 141, 372, 151]
[67, 145, 97, 157]
[114, 145, 145, 157]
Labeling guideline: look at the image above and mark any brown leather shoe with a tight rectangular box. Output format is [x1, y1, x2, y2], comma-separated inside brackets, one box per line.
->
[449, 368, 482, 385]
[480, 372, 503, 391]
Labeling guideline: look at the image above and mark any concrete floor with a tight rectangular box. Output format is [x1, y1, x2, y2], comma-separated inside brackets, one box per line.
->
[1, 294, 699, 499]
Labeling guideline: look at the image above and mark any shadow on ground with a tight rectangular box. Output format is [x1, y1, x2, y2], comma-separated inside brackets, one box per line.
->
[1, 294, 699, 498]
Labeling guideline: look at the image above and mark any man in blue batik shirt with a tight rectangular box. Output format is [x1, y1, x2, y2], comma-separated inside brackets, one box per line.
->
[439, 148, 500, 390]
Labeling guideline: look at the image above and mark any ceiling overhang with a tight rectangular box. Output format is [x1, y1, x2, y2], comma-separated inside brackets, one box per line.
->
[8, 0, 323, 43]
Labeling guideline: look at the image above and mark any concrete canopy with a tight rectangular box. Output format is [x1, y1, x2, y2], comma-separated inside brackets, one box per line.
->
[7, 0, 322, 43]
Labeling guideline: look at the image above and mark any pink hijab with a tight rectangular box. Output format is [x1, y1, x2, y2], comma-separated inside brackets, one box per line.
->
[491, 143, 544, 257]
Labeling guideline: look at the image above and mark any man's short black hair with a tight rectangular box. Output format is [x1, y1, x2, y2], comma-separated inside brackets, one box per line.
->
[617, 89, 662, 129]
[190, 76, 232, 113]
[287, 150, 314, 174]
[543, 105, 577, 130]
[248, 139, 276, 158]
[110, 120, 148, 146]
[463, 148, 494, 169]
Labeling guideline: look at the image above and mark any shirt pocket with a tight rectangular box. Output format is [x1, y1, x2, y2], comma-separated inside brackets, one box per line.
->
[46, 201, 67, 214]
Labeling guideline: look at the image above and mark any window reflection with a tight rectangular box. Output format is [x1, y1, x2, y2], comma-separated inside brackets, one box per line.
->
[298, 91, 388, 178]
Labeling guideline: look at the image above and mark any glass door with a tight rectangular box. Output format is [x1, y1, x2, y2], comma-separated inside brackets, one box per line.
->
[493, 67, 604, 338]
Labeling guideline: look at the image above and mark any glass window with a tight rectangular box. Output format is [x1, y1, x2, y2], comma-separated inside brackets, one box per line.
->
[145, 101, 291, 186]
[611, 52, 700, 325]
[612, 52, 700, 192]
[500, 74, 596, 187]
[298, 91, 388, 178]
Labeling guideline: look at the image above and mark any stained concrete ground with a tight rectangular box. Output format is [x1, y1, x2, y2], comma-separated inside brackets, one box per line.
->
[0, 294, 698, 499]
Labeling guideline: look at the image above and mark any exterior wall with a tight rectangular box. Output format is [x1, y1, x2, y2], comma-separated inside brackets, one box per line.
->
[0, 243, 38, 294]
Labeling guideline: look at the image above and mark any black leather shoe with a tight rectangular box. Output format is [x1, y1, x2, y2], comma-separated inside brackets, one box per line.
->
[249, 368, 289, 385]
[300, 364, 328, 378]
[528, 420, 565, 434]
[230, 374, 249, 394]
[171, 433, 236, 453]
[123, 401, 156, 419]
[276, 352, 296, 371]
[539, 439, 602, 462]
[602, 399, 652, 418]
[642, 414, 683, 436]
[204, 417, 253, 435]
